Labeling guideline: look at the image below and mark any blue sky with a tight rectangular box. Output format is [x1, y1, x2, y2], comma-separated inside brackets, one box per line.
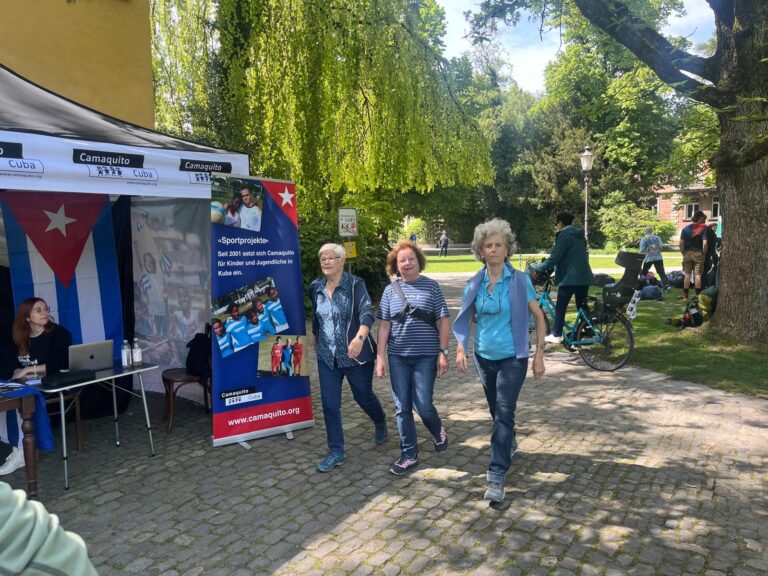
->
[439, 0, 715, 94]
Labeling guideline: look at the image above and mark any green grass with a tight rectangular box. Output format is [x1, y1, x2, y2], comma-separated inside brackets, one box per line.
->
[424, 255, 765, 397]
[627, 288, 766, 397]
[424, 253, 683, 273]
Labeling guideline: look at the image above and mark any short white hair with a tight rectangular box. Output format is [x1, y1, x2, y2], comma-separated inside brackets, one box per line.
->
[317, 243, 346, 260]
[644, 225, 653, 235]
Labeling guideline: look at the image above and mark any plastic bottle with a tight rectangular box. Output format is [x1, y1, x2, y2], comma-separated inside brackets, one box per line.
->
[121, 340, 132, 368]
[131, 339, 143, 366]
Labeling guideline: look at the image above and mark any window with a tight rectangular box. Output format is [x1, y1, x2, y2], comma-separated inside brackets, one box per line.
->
[711, 196, 720, 219]
[685, 203, 700, 220]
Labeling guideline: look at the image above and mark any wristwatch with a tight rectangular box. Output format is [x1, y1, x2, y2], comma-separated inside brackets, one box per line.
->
[439, 348, 449, 356]
[357, 335, 365, 342]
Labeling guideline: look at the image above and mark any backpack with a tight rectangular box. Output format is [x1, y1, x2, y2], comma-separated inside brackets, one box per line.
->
[666, 270, 685, 288]
[639, 285, 663, 300]
[186, 331, 211, 377]
[682, 297, 703, 328]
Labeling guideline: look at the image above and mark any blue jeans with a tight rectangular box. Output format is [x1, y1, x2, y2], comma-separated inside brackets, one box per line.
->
[316, 359, 386, 458]
[553, 285, 589, 337]
[388, 354, 442, 459]
[473, 353, 528, 485]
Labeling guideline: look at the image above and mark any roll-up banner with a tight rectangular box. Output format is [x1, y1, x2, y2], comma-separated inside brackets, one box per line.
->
[209, 174, 313, 446]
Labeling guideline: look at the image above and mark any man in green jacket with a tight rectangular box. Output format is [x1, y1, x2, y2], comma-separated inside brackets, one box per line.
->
[0, 482, 98, 575]
[533, 212, 594, 344]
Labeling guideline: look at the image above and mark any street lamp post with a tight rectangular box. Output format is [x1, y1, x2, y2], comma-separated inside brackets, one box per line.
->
[579, 145, 595, 250]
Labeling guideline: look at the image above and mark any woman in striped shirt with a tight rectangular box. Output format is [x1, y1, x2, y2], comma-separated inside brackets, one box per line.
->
[376, 240, 450, 476]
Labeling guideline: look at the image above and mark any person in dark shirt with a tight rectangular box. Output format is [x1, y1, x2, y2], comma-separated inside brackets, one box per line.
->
[1, 298, 71, 475]
[679, 211, 709, 299]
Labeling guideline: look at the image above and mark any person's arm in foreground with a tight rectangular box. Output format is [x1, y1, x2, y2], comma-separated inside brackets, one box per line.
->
[0, 482, 99, 575]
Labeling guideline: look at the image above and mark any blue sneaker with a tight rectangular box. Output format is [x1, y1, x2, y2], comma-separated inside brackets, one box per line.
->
[316, 452, 344, 473]
[374, 421, 389, 445]
[433, 427, 448, 452]
[389, 455, 419, 476]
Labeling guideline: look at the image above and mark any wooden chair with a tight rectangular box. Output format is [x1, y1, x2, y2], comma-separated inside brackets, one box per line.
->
[161, 369, 211, 433]
[44, 392, 84, 452]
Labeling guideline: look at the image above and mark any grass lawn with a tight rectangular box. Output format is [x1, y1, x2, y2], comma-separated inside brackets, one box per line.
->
[425, 252, 683, 273]
[425, 255, 765, 397]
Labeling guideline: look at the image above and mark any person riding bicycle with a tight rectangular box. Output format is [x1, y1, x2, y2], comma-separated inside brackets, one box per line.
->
[530, 212, 594, 344]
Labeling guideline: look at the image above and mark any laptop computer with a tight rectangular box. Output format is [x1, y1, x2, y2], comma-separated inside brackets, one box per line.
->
[68, 340, 115, 372]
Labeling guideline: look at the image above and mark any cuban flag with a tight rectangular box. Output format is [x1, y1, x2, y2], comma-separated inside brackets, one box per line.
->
[0, 191, 123, 350]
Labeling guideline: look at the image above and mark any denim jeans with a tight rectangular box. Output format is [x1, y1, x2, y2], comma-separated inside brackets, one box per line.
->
[473, 353, 528, 485]
[388, 354, 442, 459]
[316, 359, 386, 458]
[553, 285, 589, 337]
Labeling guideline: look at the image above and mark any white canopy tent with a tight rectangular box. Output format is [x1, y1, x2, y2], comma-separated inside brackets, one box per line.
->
[0, 64, 249, 405]
[0, 64, 249, 198]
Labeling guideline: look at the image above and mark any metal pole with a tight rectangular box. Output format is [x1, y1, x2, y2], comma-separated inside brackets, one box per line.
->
[583, 172, 590, 251]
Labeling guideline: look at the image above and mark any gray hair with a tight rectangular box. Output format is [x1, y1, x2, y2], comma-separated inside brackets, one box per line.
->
[470, 218, 517, 262]
[317, 243, 346, 260]
[644, 225, 653, 235]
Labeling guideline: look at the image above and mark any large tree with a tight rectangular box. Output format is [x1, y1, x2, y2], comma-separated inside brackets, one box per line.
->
[472, 0, 768, 345]
[152, 0, 493, 235]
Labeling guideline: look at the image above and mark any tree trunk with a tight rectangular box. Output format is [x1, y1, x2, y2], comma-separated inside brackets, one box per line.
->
[709, 1, 768, 346]
[713, 160, 768, 345]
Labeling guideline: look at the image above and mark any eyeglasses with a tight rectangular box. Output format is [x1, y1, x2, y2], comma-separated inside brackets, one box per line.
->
[320, 256, 341, 263]
[478, 292, 500, 315]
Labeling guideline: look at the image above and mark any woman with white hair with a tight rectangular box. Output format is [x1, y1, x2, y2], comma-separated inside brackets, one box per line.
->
[453, 218, 546, 504]
[308, 243, 388, 473]
[639, 225, 668, 288]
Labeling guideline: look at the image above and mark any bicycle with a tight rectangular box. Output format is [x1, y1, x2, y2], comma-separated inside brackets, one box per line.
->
[526, 251, 645, 371]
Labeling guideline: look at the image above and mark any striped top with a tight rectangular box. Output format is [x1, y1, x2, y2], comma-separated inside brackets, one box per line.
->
[377, 275, 448, 356]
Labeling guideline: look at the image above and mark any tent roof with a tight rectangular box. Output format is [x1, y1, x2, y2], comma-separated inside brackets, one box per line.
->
[0, 65, 249, 198]
[0, 64, 231, 154]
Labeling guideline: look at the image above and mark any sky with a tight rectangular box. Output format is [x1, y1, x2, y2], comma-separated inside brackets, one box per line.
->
[439, 0, 716, 94]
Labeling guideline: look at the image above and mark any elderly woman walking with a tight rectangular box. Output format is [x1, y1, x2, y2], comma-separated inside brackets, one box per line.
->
[453, 219, 546, 503]
[309, 243, 388, 472]
[376, 240, 450, 476]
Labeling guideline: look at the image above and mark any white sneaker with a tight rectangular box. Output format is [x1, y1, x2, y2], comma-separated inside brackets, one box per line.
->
[544, 334, 563, 344]
[0, 447, 25, 475]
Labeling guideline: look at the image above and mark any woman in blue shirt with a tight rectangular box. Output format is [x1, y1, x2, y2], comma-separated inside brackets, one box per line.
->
[453, 219, 546, 503]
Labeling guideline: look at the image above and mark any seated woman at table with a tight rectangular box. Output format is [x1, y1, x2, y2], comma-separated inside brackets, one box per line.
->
[0, 297, 71, 475]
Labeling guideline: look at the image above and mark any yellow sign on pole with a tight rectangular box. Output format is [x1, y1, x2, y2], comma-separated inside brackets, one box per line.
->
[344, 241, 357, 259]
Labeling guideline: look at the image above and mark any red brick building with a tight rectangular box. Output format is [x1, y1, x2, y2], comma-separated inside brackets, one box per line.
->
[655, 178, 720, 239]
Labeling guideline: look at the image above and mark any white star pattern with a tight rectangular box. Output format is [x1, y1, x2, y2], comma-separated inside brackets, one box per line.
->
[44, 205, 77, 237]
[279, 186, 294, 207]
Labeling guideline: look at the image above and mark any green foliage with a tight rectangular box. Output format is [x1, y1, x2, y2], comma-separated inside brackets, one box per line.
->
[152, 0, 494, 234]
[403, 218, 427, 242]
[298, 211, 390, 310]
[597, 191, 675, 250]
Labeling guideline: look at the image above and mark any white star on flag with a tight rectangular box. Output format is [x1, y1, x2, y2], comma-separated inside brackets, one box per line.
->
[44, 205, 77, 237]
[279, 186, 295, 207]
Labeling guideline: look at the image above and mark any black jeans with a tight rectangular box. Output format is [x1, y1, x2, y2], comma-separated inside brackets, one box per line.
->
[641, 260, 668, 287]
[553, 285, 589, 337]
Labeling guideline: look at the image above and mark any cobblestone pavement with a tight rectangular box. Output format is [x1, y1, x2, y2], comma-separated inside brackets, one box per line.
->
[4, 273, 767, 575]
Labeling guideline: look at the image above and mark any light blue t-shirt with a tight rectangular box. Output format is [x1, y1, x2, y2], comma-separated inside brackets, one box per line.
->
[469, 267, 537, 360]
[225, 316, 251, 351]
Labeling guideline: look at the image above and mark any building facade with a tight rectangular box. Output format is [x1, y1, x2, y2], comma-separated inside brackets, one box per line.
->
[0, 0, 153, 128]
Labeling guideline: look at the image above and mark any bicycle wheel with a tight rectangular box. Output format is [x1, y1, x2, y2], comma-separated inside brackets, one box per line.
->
[576, 310, 634, 371]
[528, 306, 550, 353]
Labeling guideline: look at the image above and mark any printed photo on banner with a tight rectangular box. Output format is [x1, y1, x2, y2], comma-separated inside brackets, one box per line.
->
[210, 177, 263, 231]
[211, 277, 289, 357]
[261, 334, 306, 378]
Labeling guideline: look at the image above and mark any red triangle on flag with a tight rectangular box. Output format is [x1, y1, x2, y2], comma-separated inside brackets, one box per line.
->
[0, 191, 107, 288]
[262, 181, 298, 228]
